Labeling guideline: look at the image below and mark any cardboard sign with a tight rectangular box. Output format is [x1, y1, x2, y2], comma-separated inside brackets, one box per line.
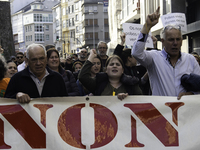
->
[0, 95, 200, 149]
[161, 13, 187, 32]
[122, 23, 154, 48]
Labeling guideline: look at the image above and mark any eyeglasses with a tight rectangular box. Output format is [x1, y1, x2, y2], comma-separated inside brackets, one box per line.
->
[98, 47, 107, 50]
[81, 51, 87, 53]
[162, 24, 181, 33]
[17, 56, 23, 59]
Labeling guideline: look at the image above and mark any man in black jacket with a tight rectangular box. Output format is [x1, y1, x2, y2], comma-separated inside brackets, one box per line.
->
[5, 43, 68, 103]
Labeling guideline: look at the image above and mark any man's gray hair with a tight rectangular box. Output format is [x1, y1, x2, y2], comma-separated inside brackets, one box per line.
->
[26, 43, 46, 59]
[160, 24, 182, 40]
[97, 41, 108, 49]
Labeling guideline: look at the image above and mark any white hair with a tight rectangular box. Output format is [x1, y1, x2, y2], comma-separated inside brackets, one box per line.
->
[26, 43, 46, 59]
[160, 24, 182, 40]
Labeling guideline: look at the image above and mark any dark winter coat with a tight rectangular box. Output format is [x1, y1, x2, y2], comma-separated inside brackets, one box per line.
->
[59, 66, 80, 96]
[4, 66, 68, 98]
[79, 60, 142, 96]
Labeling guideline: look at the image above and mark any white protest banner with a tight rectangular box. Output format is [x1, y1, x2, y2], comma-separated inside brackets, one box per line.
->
[122, 23, 153, 48]
[0, 95, 200, 149]
[161, 13, 187, 32]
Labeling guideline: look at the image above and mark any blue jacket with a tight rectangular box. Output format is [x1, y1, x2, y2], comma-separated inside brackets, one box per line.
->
[4, 66, 68, 98]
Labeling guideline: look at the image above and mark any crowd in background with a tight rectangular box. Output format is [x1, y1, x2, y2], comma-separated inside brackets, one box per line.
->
[1, 7, 200, 102]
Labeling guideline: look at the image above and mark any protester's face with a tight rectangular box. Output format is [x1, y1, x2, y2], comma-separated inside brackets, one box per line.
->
[47, 51, 60, 70]
[7, 62, 17, 78]
[162, 29, 182, 57]
[98, 43, 107, 57]
[28, 46, 47, 77]
[91, 58, 101, 76]
[74, 64, 82, 72]
[16, 54, 24, 64]
[80, 49, 88, 59]
[106, 58, 124, 79]
[72, 55, 78, 61]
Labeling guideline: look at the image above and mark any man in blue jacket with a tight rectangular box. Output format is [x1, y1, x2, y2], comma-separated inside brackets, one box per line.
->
[5, 43, 68, 103]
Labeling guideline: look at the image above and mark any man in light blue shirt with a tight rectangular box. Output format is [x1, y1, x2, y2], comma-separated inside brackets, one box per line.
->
[132, 7, 200, 99]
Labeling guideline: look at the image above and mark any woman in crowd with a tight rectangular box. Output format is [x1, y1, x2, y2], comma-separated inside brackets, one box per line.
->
[72, 61, 83, 80]
[114, 33, 151, 95]
[77, 54, 103, 96]
[46, 48, 80, 96]
[78, 49, 142, 100]
[0, 55, 10, 97]
[5, 60, 18, 78]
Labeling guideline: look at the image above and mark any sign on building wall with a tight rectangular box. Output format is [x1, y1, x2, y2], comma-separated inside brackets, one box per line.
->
[0, 95, 200, 149]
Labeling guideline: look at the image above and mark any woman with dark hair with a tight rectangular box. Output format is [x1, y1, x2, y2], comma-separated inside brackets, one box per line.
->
[5, 60, 18, 78]
[46, 48, 80, 96]
[77, 54, 103, 96]
[0, 55, 10, 97]
[79, 49, 142, 100]
[114, 33, 150, 95]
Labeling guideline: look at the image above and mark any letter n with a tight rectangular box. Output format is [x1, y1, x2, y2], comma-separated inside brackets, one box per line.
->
[0, 104, 46, 148]
[124, 103, 184, 147]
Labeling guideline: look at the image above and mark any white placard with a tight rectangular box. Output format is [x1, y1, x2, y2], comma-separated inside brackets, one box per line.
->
[122, 23, 154, 48]
[161, 13, 187, 32]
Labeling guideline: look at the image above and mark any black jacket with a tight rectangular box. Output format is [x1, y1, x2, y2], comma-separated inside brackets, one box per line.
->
[79, 60, 142, 96]
[59, 66, 80, 96]
[4, 66, 68, 98]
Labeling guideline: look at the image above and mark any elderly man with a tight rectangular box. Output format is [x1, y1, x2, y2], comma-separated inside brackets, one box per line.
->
[5, 43, 68, 103]
[132, 7, 200, 99]
[97, 41, 109, 71]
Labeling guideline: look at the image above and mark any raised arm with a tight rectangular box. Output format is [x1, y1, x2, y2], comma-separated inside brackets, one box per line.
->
[131, 7, 160, 67]
[78, 49, 97, 93]
[141, 7, 160, 34]
[113, 33, 126, 56]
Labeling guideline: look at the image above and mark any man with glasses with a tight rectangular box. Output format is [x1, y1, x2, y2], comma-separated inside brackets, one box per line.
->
[16, 52, 24, 66]
[5, 43, 68, 103]
[97, 41, 109, 71]
[132, 7, 200, 99]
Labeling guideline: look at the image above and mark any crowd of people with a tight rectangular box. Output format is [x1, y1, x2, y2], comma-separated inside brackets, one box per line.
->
[0, 7, 200, 102]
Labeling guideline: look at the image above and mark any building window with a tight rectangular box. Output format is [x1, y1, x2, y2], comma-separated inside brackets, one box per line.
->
[76, 26, 79, 33]
[63, 8, 65, 15]
[45, 25, 49, 31]
[66, 8, 68, 15]
[75, 14, 78, 21]
[72, 5, 74, 13]
[66, 20, 69, 27]
[105, 32, 109, 40]
[69, 19, 71, 26]
[63, 20, 66, 28]
[35, 33, 44, 42]
[46, 35, 49, 40]
[35, 24, 44, 32]
[68, 6, 70, 14]
[34, 14, 53, 22]
[72, 18, 74, 26]
[56, 20, 59, 27]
